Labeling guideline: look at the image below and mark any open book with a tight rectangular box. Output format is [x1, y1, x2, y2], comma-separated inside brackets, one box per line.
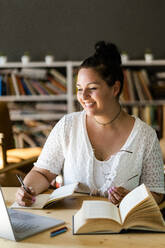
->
[11, 183, 78, 209]
[73, 184, 165, 234]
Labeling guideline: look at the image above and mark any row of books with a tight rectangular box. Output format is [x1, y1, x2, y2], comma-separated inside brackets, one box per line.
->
[150, 71, 165, 99]
[8, 102, 67, 112]
[121, 69, 153, 102]
[8, 102, 67, 121]
[123, 105, 164, 139]
[13, 119, 56, 148]
[0, 68, 67, 96]
[121, 68, 165, 102]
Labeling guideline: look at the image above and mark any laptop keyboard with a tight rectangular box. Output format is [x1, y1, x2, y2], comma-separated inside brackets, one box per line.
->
[9, 211, 40, 233]
[13, 222, 39, 233]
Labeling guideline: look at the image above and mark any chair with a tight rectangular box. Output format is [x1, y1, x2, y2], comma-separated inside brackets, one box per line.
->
[0, 102, 42, 186]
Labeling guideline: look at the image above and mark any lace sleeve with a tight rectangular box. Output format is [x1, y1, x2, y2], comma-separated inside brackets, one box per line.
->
[34, 116, 66, 175]
[140, 133, 165, 194]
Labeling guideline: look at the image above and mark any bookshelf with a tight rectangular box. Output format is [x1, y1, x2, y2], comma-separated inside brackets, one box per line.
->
[0, 60, 165, 147]
[0, 61, 75, 121]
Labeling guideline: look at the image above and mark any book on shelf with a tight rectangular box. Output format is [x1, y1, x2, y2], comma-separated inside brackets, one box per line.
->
[132, 106, 139, 117]
[23, 78, 38, 95]
[19, 68, 47, 80]
[49, 68, 66, 86]
[21, 78, 32, 95]
[5, 74, 11, 95]
[143, 106, 151, 125]
[45, 82, 59, 94]
[120, 70, 131, 102]
[39, 81, 54, 95]
[0, 75, 3, 96]
[137, 70, 153, 100]
[9, 75, 16, 95]
[12, 119, 53, 148]
[30, 81, 48, 95]
[132, 71, 145, 101]
[124, 69, 136, 101]
[11, 183, 78, 209]
[16, 75, 26, 95]
[17, 132, 37, 148]
[11, 73, 20, 96]
[72, 184, 165, 235]
[35, 103, 67, 111]
[156, 72, 165, 79]
[48, 76, 67, 93]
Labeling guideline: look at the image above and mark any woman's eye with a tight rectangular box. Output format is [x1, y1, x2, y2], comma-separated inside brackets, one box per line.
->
[77, 88, 82, 92]
[89, 87, 97, 90]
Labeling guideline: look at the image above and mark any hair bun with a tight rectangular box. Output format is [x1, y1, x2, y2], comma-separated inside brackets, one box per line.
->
[94, 40, 121, 66]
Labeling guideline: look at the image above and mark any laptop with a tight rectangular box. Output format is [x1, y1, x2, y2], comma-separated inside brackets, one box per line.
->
[0, 187, 65, 241]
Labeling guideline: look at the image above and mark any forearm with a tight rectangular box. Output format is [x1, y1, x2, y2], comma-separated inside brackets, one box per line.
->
[151, 192, 164, 205]
[23, 166, 56, 195]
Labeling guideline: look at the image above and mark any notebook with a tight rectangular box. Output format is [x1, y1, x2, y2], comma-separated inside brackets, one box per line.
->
[0, 187, 65, 241]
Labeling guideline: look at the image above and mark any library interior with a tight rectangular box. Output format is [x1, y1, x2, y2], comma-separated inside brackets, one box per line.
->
[0, 1, 165, 247]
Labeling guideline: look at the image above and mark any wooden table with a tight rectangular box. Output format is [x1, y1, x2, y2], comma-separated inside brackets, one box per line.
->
[1, 187, 165, 248]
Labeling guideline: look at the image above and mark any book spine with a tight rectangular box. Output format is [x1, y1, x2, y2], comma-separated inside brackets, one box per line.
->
[48, 76, 67, 93]
[137, 70, 153, 100]
[6, 74, 11, 95]
[121, 70, 131, 101]
[21, 78, 32, 95]
[9, 75, 16, 95]
[11, 73, 20, 96]
[0, 75, 2, 96]
[39, 81, 55, 95]
[16, 76, 26, 95]
[45, 82, 59, 94]
[125, 69, 136, 101]
[23, 78, 37, 95]
[2, 76, 7, 95]
[50, 69, 66, 86]
[48, 80, 65, 94]
[143, 106, 151, 125]
[31, 81, 48, 95]
[132, 71, 145, 101]
[35, 103, 67, 111]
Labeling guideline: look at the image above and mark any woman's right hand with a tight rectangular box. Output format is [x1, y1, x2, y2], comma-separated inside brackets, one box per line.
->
[16, 186, 36, 207]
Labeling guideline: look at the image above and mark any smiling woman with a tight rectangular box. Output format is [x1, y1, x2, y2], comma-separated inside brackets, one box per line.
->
[16, 41, 164, 207]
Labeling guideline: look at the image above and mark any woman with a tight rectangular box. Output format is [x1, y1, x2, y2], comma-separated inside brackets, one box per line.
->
[16, 41, 164, 206]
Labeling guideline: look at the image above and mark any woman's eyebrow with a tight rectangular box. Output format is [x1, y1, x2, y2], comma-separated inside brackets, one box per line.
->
[76, 82, 100, 87]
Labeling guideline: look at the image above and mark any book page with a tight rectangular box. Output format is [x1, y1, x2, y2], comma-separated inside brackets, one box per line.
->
[119, 184, 149, 223]
[82, 200, 121, 224]
[11, 183, 78, 209]
[47, 183, 78, 203]
[10, 194, 49, 209]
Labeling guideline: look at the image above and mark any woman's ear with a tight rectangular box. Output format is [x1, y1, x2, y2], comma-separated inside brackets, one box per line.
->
[113, 81, 121, 97]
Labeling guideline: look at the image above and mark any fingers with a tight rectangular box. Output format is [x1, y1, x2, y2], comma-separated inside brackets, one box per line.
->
[16, 186, 36, 207]
[108, 186, 130, 205]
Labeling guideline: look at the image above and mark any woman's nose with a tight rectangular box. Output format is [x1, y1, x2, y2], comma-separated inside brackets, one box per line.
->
[82, 89, 89, 99]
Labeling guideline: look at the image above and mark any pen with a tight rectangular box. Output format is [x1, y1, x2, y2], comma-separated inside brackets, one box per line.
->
[16, 174, 31, 194]
[50, 227, 67, 237]
[118, 174, 139, 187]
[127, 174, 138, 181]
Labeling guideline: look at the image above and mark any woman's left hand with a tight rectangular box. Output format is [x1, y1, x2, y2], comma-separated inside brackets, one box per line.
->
[108, 186, 130, 205]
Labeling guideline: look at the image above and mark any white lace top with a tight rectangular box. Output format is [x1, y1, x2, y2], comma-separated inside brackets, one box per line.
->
[35, 111, 165, 196]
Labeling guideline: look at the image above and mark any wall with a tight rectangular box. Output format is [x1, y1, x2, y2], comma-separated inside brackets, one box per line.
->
[0, 0, 165, 61]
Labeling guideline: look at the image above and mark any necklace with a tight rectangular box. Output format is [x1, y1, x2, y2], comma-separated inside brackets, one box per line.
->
[94, 105, 121, 126]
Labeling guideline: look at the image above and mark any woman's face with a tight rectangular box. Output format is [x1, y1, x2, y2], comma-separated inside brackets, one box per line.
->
[76, 68, 118, 116]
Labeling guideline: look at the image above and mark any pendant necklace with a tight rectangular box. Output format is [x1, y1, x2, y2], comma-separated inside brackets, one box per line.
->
[94, 105, 121, 127]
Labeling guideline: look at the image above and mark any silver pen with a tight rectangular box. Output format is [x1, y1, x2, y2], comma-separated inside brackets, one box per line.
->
[16, 174, 31, 194]
[127, 174, 138, 182]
